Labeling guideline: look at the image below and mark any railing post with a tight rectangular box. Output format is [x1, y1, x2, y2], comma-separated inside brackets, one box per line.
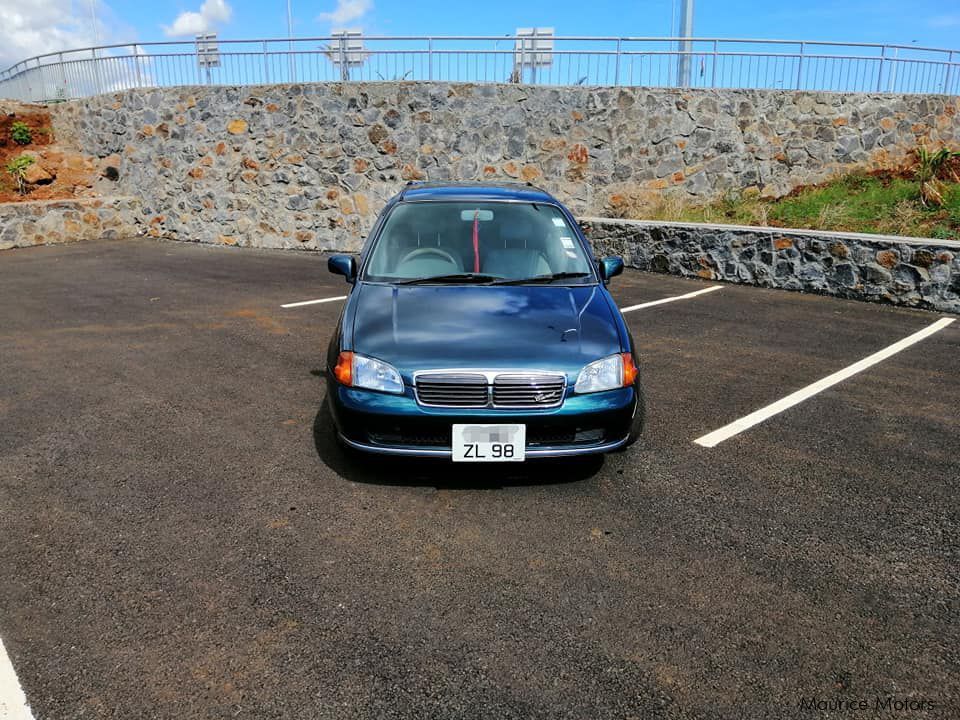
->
[58, 52, 66, 98]
[194, 37, 201, 85]
[530, 29, 538, 84]
[427, 38, 433, 81]
[288, 39, 296, 82]
[91, 47, 103, 95]
[518, 34, 526, 84]
[263, 41, 269, 83]
[37, 59, 47, 102]
[133, 45, 143, 89]
[795, 42, 805, 90]
[888, 47, 899, 92]
[613, 38, 622, 86]
[876, 45, 886, 92]
[944, 51, 955, 95]
[711, 39, 718, 87]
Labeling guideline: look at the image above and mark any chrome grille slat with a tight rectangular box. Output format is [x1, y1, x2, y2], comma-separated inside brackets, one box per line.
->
[415, 371, 566, 409]
[415, 373, 488, 407]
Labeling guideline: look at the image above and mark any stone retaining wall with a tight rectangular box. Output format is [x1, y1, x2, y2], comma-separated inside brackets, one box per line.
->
[46, 82, 959, 251]
[0, 197, 139, 250]
[583, 218, 960, 313]
[4, 82, 958, 313]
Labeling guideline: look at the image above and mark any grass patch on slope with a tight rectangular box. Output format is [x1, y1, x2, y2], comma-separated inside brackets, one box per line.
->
[632, 172, 960, 241]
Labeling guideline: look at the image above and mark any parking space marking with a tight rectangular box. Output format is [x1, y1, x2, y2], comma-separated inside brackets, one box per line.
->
[694, 317, 956, 448]
[0, 639, 35, 720]
[281, 295, 347, 309]
[620, 285, 723, 313]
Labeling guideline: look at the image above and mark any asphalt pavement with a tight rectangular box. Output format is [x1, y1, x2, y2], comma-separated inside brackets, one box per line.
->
[1, 239, 958, 719]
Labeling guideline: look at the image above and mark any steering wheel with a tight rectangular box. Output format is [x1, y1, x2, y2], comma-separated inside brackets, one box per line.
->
[398, 247, 460, 268]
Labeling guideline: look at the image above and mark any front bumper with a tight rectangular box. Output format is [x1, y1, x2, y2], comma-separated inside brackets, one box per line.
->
[327, 383, 637, 459]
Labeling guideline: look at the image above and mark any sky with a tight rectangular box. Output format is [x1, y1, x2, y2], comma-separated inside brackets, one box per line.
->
[2, 0, 959, 69]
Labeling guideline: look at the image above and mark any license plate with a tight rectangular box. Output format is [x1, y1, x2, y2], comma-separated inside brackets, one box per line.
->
[452, 424, 526, 462]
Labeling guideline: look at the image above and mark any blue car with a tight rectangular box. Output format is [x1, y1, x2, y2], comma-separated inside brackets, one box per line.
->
[325, 182, 644, 462]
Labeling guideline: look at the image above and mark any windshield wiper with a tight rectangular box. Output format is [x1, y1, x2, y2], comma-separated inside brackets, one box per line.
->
[398, 273, 503, 285]
[490, 272, 593, 286]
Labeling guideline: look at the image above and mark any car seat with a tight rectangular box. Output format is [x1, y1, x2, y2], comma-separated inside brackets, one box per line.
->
[482, 217, 551, 278]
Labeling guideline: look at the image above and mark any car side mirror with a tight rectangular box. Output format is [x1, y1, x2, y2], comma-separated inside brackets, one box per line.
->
[328, 254, 357, 283]
[599, 256, 624, 283]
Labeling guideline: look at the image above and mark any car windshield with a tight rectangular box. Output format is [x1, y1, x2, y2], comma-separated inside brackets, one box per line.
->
[363, 201, 595, 284]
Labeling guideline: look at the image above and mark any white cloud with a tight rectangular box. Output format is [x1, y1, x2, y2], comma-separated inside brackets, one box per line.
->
[164, 0, 233, 38]
[929, 14, 960, 28]
[0, 0, 128, 69]
[318, 0, 372, 26]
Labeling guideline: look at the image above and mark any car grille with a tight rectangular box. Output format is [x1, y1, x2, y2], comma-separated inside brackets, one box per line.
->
[415, 373, 489, 407]
[414, 372, 566, 408]
[492, 374, 566, 407]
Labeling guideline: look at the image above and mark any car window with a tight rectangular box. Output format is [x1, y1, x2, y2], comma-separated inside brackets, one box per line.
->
[363, 201, 594, 282]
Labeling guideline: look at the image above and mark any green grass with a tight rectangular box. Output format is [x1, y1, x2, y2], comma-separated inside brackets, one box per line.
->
[634, 173, 960, 240]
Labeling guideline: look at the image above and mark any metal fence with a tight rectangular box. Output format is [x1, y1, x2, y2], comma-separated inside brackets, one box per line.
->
[1, 36, 958, 103]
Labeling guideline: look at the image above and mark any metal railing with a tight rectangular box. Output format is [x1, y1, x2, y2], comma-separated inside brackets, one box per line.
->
[1, 36, 958, 102]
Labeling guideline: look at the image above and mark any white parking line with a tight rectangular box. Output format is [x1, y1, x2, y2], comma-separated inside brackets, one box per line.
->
[0, 639, 35, 720]
[694, 317, 956, 448]
[281, 295, 347, 309]
[620, 285, 723, 313]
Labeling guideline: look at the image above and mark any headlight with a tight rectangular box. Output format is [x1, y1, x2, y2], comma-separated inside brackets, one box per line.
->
[574, 353, 638, 394]
[333, 352, 404, 394]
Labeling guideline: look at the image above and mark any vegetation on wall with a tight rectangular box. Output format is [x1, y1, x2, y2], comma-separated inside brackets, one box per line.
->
[914, 143, 958, 208]
[9, 121, 33, 145]
[615, 143, 960, 241]
[5, 155, 35, 195]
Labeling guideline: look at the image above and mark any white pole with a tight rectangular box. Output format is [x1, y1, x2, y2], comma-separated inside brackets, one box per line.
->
[678, 0, 694, 87]
[88, 0, 101, 45]
[88, 0, 103, 96]
[287, 0, 296, 81]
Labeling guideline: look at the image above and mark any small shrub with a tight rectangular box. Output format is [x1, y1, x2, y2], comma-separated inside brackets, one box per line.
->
[714, 190, 743, 219]
[914, 142, 957, 207]
[841, 173, 870, 192]
[934, 152, 960, 184]
[5, 154, 35, 195]
[10, 121, 32, 145]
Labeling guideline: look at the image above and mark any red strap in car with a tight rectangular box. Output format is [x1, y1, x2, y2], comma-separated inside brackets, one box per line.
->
[472, 209, 480, 273]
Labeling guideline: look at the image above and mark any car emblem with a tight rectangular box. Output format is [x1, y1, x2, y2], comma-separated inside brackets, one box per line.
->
[533, 393, 547, 402]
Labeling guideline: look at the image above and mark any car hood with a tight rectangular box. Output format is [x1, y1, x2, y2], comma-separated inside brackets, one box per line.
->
[349, 283, 623, 382]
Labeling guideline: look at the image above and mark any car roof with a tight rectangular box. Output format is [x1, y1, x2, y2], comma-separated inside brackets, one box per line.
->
[397, 182, 559, 204]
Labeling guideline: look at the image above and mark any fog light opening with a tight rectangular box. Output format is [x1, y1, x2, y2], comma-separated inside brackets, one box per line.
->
[574, 428, 604, 443]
